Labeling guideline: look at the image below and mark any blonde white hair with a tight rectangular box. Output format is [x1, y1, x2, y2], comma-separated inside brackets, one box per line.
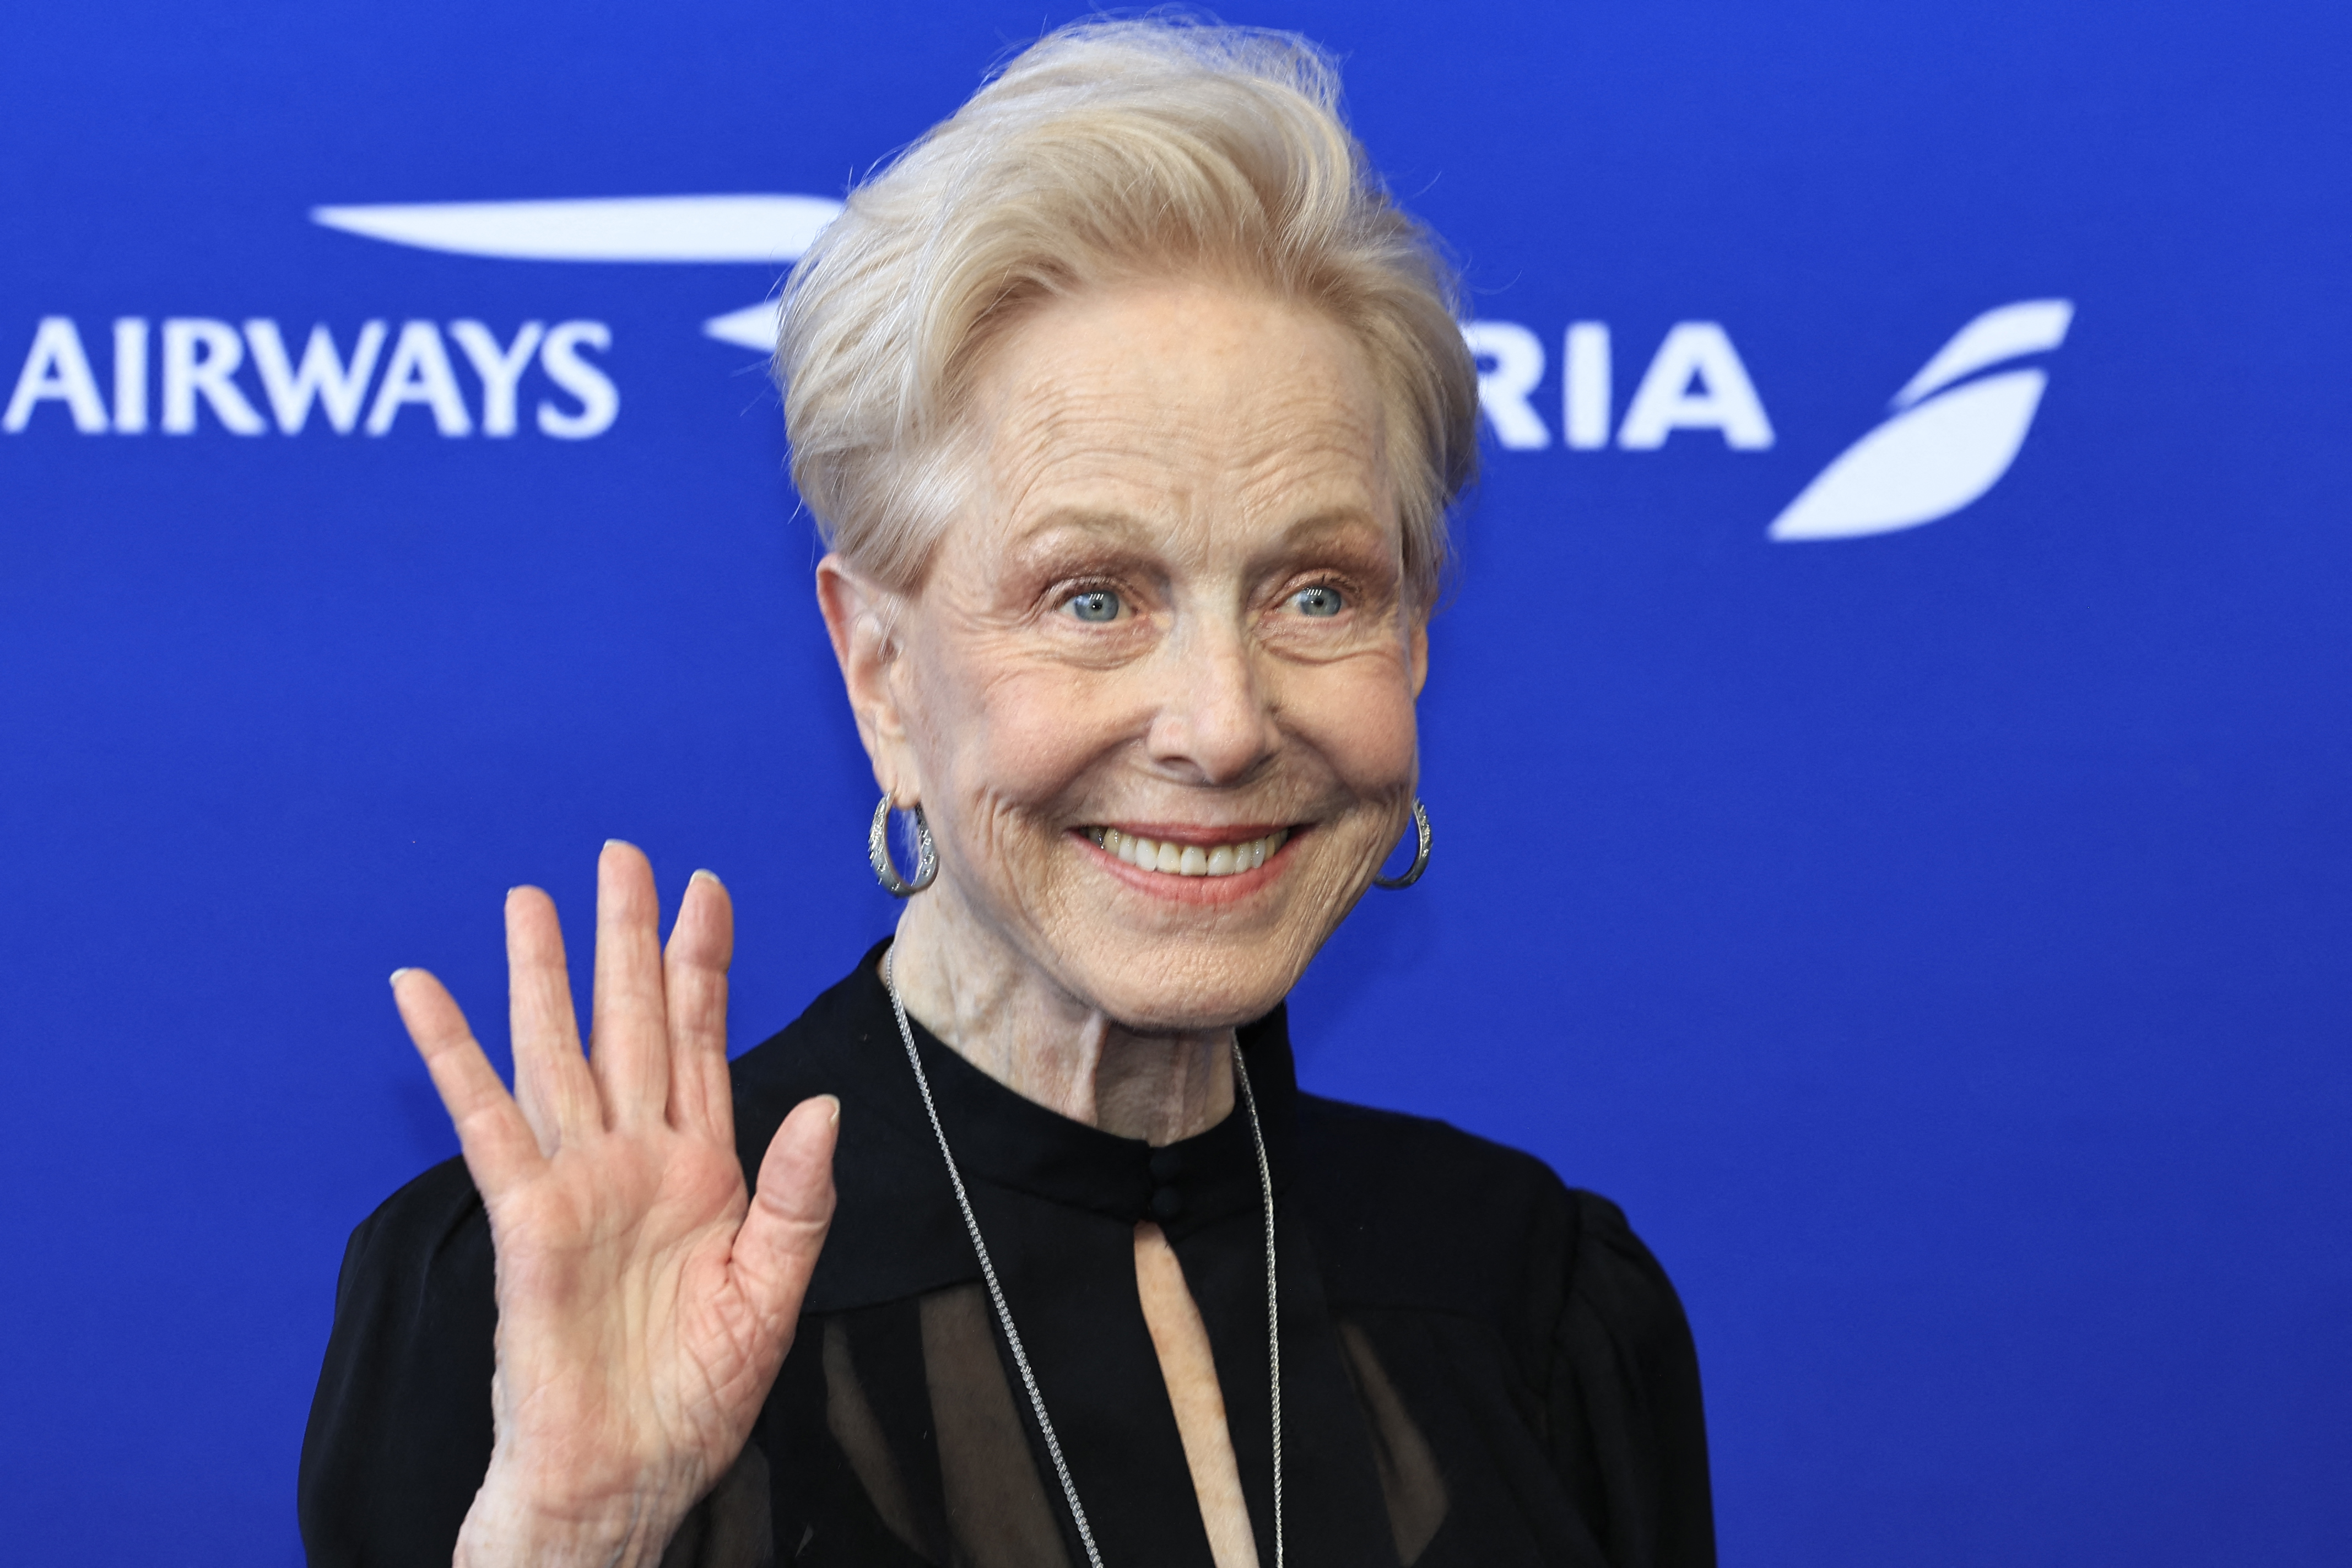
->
[775, 17, 1478, 606]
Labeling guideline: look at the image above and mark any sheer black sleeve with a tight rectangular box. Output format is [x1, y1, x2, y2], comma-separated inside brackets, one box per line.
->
[298, 1158, 496, 1568]
[1547, 1192, 1716, 1568]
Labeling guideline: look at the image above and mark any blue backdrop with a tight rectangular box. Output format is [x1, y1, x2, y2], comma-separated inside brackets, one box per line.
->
[3, 2, 2346, 1562]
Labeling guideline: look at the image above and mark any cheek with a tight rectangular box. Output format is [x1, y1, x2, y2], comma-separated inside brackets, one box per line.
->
[1289, 655, 1420, 791]
[921, 651, 1111, 812]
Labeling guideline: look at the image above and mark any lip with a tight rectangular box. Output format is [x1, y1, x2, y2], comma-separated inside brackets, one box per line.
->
[1094, 821, 1290, 848]
[1070, 824, 1304, 904]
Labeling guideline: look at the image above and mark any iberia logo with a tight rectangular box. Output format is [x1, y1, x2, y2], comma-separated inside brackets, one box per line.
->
[1767, 300, 2074, 541]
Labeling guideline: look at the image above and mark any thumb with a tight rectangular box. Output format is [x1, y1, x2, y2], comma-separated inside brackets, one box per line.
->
[733, 1095, 840, 1342]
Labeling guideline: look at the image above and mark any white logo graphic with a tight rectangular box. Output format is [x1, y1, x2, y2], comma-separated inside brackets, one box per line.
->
[1463, 320, 1775, 453]
[1768, 299, 2073, 542]
[2, 315, 617, 439]
[312, 194, 844, 352]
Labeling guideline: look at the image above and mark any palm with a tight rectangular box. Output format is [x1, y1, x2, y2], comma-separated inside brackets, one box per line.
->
[392, 844, 837, 1564]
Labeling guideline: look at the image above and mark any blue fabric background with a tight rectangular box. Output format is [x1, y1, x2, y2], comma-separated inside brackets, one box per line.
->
[2, 2, 2345, 1561]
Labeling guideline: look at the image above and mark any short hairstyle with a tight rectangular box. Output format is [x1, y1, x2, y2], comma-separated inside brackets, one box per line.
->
[775, 17, 1479, 607]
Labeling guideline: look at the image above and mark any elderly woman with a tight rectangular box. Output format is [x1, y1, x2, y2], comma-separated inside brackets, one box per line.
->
[300, 20, 1711, 1568]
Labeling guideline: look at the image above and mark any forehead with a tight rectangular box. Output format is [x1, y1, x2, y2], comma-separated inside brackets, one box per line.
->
[959, 278, 1394, 553]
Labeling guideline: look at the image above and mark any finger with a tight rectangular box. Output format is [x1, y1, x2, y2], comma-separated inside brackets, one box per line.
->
[664, 869, 736, 1144]
[590, 840, 671, 1130]
[392, 967, 541, 1197]
[505, 885, 598, 1156]
[732, 1096, 840, 1345]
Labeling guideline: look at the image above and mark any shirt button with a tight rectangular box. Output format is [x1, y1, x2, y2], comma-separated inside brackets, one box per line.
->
[1150, 1185, 1185, 1221]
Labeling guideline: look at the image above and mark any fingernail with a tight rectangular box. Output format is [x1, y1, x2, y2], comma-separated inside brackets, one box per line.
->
[691, 868, 724, 890]
[388, 968, 412, 987]
[604, 837, 635, 851]
[823, 1094, 841, 1130]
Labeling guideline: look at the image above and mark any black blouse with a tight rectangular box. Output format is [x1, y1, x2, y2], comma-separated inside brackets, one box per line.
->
[301, 943, 1714, 1568]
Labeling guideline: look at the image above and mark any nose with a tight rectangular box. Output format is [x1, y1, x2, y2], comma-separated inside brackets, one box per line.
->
[1144, 619, 1279, 786]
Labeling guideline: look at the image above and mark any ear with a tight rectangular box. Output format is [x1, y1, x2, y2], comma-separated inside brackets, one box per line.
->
[1407, 612, 1430, 700]
[815, 553, 921, 802]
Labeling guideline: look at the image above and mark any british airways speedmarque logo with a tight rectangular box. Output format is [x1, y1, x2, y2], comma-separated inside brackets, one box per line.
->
[5, 191, 2070, 541]
[309, 194, 842, 353]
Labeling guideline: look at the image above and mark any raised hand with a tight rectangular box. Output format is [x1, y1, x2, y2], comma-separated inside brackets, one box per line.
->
[391, 842, 837, 1568]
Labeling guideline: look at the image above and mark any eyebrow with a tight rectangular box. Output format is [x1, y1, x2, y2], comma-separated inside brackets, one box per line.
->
[998, 511, 1158, 574]
[1241, 509, 1400, 575]
[1010, 504, 1389, 547]
[998, 507, 1400, 586]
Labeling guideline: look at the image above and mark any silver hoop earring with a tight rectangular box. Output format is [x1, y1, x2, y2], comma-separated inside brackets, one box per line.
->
[869, 794, 937, 896]
[1372, 799, 1431, 889]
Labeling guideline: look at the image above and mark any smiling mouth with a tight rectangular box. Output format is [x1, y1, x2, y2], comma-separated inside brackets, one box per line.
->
[1083, 825, 1290, 879]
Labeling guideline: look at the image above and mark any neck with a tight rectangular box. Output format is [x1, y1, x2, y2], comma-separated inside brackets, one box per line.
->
[886, 883, 1235, 1147]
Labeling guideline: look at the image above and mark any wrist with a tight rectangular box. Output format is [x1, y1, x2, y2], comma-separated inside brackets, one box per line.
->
[457, 1457, 694, 1568]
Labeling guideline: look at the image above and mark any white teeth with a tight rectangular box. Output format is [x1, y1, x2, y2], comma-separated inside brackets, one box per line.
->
[1086, 826, 1289, 879]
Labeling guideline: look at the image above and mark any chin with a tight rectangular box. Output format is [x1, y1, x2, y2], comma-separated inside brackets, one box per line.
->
[1070, 945, 1307, 1032]
[1039, 874, 1349, 1031]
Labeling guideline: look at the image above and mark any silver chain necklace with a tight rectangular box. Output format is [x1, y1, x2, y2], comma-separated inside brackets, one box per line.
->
[883, 949, 1285, 1568]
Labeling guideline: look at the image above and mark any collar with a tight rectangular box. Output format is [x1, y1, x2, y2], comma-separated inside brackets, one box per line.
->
[844, 938, 1299, 1239]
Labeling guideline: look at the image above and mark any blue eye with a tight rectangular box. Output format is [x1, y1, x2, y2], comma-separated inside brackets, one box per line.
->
[1066, 589, 1121, 623]
[1291, 585, 1344, 618]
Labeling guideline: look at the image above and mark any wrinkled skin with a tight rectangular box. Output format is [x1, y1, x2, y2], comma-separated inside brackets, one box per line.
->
[393, 853, 840, 1568]
[829, 277, 1425, 1117]
[397, 276, 1426, 1567]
